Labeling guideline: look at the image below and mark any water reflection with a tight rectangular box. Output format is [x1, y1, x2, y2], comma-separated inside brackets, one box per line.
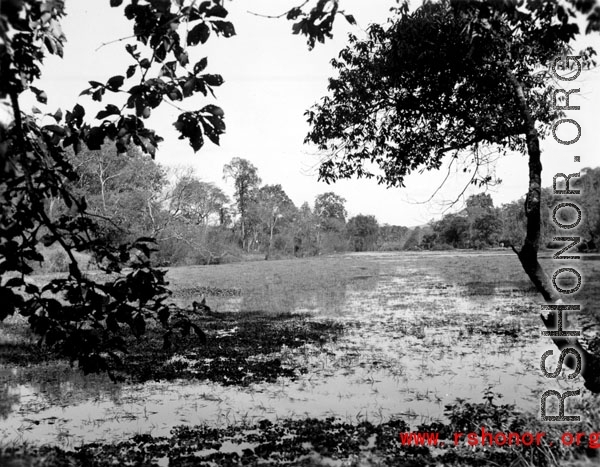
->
[0, 383, 20, 420]
[0, 252, 565, 447]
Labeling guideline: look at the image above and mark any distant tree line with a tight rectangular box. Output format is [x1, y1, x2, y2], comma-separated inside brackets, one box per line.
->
[44, 147, 599, 270]
[420, 168, 600, 252]
[41, 149, 408, 268]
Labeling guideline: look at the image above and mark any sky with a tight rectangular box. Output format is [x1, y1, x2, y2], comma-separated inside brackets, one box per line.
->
[33, 0, 600, 226]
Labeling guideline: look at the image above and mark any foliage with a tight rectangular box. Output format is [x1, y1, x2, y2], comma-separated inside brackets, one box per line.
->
[293, 202, 319, 257]
[223, 157, 261, 251]
[433, 214, 470, 249]
[314, 192, 346, 230]
[253, 184, 297, 260]
[0, 0, 236, 374]
[305, 0, 599, 187]
[377, 224, 409, 250]
[170, 175, 228, 226]
[346, 214, 378, 251]
[67, 144, 167, 246]
[402, 226, 423, 251]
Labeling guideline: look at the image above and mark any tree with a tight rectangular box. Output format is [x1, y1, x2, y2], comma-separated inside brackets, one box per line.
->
[347, 214, 379, 251]
[314, 191, 346, 231]
[254, 184, 296, 260]
[314, 192, 347, 253]
[433, 214, 470, 248]
[293, 202, 319, 256]
[305, 0, 600, 390]
[0, 0, 235, 373]
[499, 199, 527, 247]
[402, 226, 422, 251]
[223, 157, 261, 251]
[465, 193, 501, 248]
[378, 224, 409, 250]
[157, 174, 231, 264]
[171, 176, 229, 229]
[68, 145, 167, 245]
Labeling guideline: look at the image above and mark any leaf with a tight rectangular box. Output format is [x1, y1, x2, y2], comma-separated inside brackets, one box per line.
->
[177, 51, 189, 67]
[30, 86, 48, 104]
[4, 277, 25, 288]
[43, 124, 66, 136]
[286, 7, 302, 20]
[125, 43, 139, 59]
[150, 0, 170, 13]
[182, 77, 196, 97]
[126, 65, 137, 78]
[167, 88, 182, 101]
[212, 20, 235, 38]
[106, 75, 125, 92]
[201, 104, 224, 117]
[92, 88, 105, 102]
[96, 104, 121, 120]
[160, 61, 177, 78]
[206, 4, 228, 18]
[173, 112, 204, 152]
[187, 22, 210, 46]
[193, 57, 208, 74]
[344, 14, 356, 25]
[54, 108, 63, 122]
[110, 0, 123, 6]
[86, 126, 105, 150]
[66, 104, 85, 126]
[200, 106, 225, 146]
[202, 74, 223, 87]
[25, 283, 39, 294]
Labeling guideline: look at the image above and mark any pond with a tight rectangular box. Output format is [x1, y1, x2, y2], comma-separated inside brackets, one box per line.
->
[0, 251, 580, 448]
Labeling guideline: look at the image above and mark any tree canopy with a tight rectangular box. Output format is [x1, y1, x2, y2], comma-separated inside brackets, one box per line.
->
[306, 0, 594, 187]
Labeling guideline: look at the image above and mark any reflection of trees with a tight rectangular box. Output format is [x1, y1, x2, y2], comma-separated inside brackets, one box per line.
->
[239, 266, 380, 316]
[240, 283, 349, 315]
[0, 384, 20, 420]
[0, 365, 124, 419]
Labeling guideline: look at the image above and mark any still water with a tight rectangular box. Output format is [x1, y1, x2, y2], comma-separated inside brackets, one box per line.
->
[0, 253, 566, 447]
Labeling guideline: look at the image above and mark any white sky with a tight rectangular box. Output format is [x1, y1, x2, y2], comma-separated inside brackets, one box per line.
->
[33, 0, 600, 226]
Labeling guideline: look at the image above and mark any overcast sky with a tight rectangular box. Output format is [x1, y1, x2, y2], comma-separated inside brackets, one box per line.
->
[34, 1, 600, 226]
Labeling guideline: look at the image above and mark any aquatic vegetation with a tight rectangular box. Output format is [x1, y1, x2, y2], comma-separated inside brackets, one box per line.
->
[1, 251, 599, 465]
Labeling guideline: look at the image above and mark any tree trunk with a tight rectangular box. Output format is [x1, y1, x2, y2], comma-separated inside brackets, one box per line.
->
[509, 73, 600, 393]
[266, 219, 276, 260]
